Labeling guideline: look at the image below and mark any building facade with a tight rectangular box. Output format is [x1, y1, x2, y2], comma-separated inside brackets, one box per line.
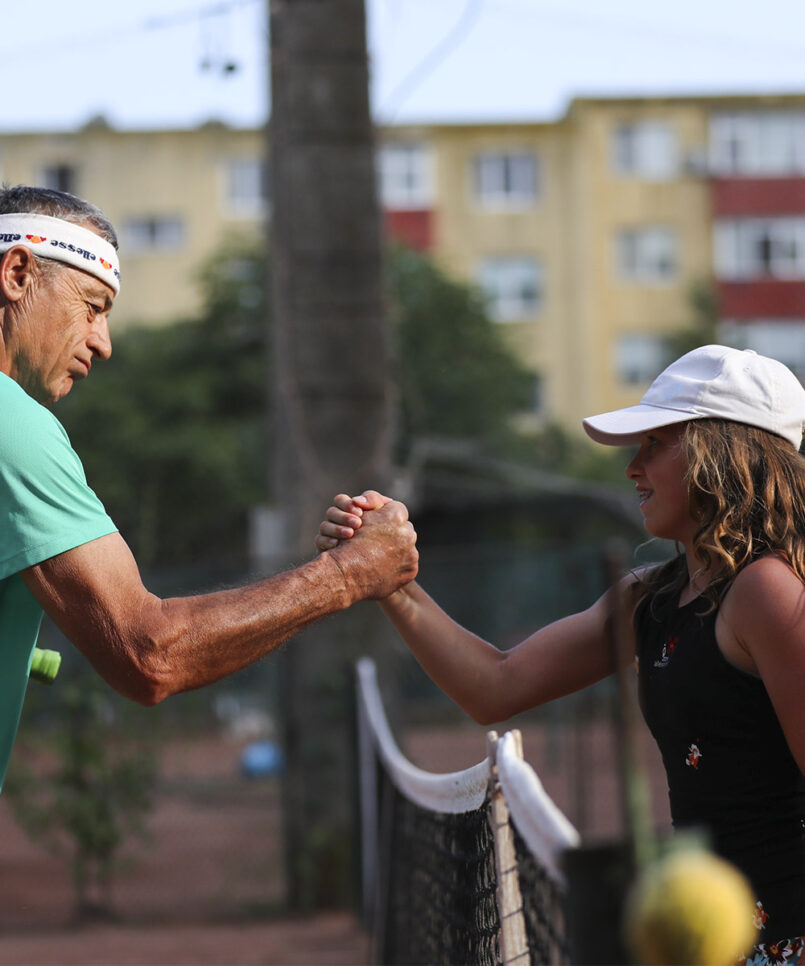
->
[0, 120, 267, 328]
[3, 93, 805, 433]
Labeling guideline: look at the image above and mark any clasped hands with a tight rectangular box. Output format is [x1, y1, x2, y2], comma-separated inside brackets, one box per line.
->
[317, 491, 418, 601]
[316, 490, 393, 552]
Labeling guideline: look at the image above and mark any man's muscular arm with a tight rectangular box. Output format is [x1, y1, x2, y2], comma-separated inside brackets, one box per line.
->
[22, 501, 417, 705]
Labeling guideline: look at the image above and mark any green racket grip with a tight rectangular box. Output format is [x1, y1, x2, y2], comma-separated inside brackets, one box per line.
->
[30, 648, 61, 685]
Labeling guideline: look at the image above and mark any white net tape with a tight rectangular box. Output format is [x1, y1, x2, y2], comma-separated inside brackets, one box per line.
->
[356, 657, 578, 880]
[357, 656, 489, 814]
[497, 731, 581, 885]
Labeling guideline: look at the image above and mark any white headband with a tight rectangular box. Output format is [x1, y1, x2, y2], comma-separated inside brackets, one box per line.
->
[0, 213, 120, 294]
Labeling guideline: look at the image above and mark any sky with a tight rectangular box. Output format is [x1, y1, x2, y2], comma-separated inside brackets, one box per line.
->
[2, 0, 805, 132]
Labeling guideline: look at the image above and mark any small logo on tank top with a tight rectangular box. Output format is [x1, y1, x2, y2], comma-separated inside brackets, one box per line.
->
[753, 900, 769, 930]
[654, 634, 678, 668]
[685, 743, 702, 769]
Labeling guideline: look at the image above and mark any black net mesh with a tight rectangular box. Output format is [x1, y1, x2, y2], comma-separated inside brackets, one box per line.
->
[376, 768, 501, 966]
[358, 661, 575, 966]
[512, 824, 571, 965]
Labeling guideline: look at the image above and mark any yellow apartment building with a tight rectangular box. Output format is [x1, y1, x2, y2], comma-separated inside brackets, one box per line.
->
[3, 92, 805, 434]
[0, 120, 267, 327]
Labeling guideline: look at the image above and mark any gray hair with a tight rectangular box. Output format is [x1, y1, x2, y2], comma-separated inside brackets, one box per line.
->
[0, 184, 118, 284]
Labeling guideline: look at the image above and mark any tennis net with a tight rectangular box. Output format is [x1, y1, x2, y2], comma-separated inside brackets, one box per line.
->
[356, 658, 580, 966]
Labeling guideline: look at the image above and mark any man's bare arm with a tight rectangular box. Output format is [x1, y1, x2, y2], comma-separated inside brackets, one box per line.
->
[22, 501, 417, 705]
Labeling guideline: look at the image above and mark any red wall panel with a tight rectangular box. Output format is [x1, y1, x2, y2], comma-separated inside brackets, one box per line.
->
[718, 279, 805, 318]
[383, 209, 433, 251]
[712, 178, 805, 216]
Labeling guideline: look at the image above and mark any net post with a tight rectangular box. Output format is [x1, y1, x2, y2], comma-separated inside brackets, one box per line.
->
[355, 659, 378, 929]
[487, 729, 531, 966]
[604, 542, 655, 875]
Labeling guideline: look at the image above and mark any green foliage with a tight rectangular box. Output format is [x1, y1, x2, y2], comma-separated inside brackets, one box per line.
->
[498, 278, 721, 486]
[57, 236, 268, 570]
[501, 421, 631, 484]
[55, 238, 537, 571]
[389, 245, 535, 453]
[665, 278, 719, 362]
[5, 675, 158, 921]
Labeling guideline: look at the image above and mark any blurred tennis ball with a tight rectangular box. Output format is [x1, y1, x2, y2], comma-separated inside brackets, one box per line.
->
[624, 844, 756, 966]
[30, 647, 61, 685]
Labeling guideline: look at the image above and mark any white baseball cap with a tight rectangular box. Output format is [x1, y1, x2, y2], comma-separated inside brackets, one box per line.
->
[583, 344, 805, 450]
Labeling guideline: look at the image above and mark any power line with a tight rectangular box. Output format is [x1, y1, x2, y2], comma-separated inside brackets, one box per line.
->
[0, 0, 262, 63]
[143, 0, 258, 30]
[487, 0, 805, 64]
[377, 0, 484, 122]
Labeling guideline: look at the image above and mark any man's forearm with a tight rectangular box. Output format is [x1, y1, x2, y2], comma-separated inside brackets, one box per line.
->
[138, 551, 354, 702]
[24, 501, 417, 705]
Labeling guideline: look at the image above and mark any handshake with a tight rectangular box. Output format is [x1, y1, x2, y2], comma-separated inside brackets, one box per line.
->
[315, 490, 419, 602]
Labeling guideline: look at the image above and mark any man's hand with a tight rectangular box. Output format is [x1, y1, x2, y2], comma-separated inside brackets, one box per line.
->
[322, 493, 417, 601]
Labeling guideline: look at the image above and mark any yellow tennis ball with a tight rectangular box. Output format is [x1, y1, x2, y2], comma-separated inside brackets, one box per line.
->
[624, 846, 757, 966]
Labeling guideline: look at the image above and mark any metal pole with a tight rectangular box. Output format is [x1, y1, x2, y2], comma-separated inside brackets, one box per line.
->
[487, 729, 531, 966]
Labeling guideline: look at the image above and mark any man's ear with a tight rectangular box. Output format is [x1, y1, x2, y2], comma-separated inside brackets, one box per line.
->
[0, 246, 37, 302]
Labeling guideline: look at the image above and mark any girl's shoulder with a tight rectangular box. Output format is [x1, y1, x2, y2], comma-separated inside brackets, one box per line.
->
[723, 555, 805, 622]
[732, 554, 800, 589]
[718, 556, 805, 729]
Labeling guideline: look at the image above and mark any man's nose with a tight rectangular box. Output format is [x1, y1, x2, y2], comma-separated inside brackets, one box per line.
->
[88, 316, 112, 360]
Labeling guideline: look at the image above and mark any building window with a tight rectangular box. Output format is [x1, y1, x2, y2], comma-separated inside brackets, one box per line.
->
[122, 216, 185, 254]
[615, 226, 677, 283]
[719, 320, 805, 379]
[40, 163, 78, 194]
[615, 333, 669, 385]
[530, 373, 544, 415]
[379, 142, 434, 209]
[714, 218, 805, 280]
[477, 256, 543, 322]
[223, 158, 269, 217]
[473, 152, 538, 207]
[709, 112, 805, 176]
[612, 121, 677, 180]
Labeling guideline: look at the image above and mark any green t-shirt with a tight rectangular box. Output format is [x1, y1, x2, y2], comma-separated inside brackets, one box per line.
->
[0, 374, 117, 790]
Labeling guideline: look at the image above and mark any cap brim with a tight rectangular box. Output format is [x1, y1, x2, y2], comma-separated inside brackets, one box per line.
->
[582, 405, 696, 446]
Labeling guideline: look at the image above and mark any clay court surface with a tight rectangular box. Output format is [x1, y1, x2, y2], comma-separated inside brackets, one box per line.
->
[0, 718, 669, 965]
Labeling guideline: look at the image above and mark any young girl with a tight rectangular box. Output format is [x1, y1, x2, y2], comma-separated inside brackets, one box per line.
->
[317, 344, 805, 964]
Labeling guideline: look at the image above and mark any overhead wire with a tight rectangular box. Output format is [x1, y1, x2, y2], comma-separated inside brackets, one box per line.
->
[376, 0, 485, 122]
[372, 0, 805, 124]
[487, 0, 805, 64]
[0, 0, 263, 64]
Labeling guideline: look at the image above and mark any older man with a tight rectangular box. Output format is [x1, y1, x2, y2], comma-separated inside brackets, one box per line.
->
[0, 184, 417, 789]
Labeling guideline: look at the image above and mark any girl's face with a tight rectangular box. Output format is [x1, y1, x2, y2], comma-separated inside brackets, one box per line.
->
[625, 424, 697, 547]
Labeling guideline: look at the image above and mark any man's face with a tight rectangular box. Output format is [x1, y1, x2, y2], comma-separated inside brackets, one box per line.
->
[10, 261, 114, 404]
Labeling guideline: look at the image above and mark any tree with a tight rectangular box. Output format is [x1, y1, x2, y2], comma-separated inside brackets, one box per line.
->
[57, 235, 268, 571]
[665, 278, 720, 363]
[56, 239, 534, 574]
[389, 244, 534, 457]
[5, 672, 158, 921]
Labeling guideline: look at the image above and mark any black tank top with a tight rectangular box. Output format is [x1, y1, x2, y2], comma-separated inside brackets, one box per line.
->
[635, 584, 805, 941]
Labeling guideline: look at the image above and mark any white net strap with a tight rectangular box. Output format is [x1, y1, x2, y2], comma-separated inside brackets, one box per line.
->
[356, 656, 489, 813]
[496, 730, 580, 884]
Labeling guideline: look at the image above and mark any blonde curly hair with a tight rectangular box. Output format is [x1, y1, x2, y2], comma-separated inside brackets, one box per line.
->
[637, 418, 805, 611]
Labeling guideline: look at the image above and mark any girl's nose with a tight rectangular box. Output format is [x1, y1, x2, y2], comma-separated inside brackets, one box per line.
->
[625, 450, 642, 481]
